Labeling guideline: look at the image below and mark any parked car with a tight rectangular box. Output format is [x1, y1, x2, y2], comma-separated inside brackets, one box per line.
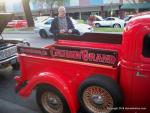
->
[94, 17, 125, 28]
[7, 19, 27, 28]
[0, 13, 29, 73]
[34, 16, 50, 25]
[94, 15, 104, 21]
[87, 15, 103, 26]
[70, 18, 93, 35]
[34, 17, 93, 38]
[124, 15, 134, 21]
[124, 15, 134, 26]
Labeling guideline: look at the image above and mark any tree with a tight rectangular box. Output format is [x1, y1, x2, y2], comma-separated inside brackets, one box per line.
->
[47, 0, 64, 16]
[139, 0, 145, 2]
[127, 0, 145, 13]
[22, 0, 34, 27]
[32, 0, 64, 16]
[22, 0, 64, 27]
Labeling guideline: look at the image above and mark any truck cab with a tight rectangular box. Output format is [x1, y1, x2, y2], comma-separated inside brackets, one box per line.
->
[120, 14, 150, 111]
[15, 12, 150, 113]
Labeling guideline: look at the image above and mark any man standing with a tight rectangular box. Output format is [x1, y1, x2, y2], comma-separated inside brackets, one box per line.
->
[50, 6, 80, 37]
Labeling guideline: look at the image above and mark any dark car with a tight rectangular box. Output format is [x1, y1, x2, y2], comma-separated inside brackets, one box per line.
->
[124, 15, 134, 26]
[0, 13, 29, 73]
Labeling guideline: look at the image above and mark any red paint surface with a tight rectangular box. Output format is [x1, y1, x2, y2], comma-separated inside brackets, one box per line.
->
[15, 12, 150, 113]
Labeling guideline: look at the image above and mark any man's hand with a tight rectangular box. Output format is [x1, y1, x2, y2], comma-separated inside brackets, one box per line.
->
[60, 29, 66, 34]
[68, 29, 72, 34]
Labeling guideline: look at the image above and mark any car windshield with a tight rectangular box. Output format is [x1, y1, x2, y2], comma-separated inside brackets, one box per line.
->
[94, 15, 104, 21]
[34, 16, 50, 23]
[70, 18, 78, 24]
[124, 15, 133, 21]
[105, 18, 115, 21]
[44, 19, 53, 25]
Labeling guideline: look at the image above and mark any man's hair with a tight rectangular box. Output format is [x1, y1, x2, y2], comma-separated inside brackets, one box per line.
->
[58, 6, 66, 12]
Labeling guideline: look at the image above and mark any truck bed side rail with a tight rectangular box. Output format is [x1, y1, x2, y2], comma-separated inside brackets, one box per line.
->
[57, 33, 122, 44]
[17, 45, 118, 67]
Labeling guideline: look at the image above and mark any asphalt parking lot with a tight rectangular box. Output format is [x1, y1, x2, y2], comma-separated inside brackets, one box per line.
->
[0, 66, 43, 113]
[0, 33, 85, 113]
[0, 33, 51, 113]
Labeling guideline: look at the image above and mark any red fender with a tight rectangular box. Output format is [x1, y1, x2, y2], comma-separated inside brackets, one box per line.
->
[17, 72, 78, 113]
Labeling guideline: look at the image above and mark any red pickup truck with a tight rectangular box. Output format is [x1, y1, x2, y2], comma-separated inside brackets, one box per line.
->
[15, 12, 150, 113]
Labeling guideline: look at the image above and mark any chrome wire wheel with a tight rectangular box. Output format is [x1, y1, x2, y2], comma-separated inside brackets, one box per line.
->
[83, 86, 113, 113]
[41, 91, 63, 113]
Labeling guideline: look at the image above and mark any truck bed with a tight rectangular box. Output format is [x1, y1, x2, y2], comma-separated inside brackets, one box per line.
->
[18, 33, 122, 82]
[46, 32, 122, 61]
[46, 32, 122, 53]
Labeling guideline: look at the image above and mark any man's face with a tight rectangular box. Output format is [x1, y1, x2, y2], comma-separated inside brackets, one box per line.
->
[58, 8, 66, 18]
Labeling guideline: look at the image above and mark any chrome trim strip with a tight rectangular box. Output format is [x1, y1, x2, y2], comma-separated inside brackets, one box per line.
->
[0, 55, 17, 64]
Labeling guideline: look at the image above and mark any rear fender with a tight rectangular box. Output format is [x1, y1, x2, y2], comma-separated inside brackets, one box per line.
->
[18, 72, 76, 113]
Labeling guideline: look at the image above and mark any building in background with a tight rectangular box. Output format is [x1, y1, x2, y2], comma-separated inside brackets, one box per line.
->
[63, 0, 123, 19]
[0, 1, 5, 12]
[63, 0, 149, 19]
[4, 0, 23, 13]
[121, 0, 150, 15]
[70, 0, 79, 6]
[1, 0, 150, 20]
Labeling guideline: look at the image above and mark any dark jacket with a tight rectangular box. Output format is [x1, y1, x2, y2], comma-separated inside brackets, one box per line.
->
[50, 16, 79, 36]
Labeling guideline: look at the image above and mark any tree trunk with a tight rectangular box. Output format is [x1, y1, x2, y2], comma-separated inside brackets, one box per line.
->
[22, 0, 34, 27]
[50, 3, 54, 17]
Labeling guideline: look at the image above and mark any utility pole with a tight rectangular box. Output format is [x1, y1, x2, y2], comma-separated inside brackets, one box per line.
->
[22, 0, 34, 27]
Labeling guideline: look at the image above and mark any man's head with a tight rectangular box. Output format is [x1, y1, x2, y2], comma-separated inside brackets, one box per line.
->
[58, 6, 66, 18]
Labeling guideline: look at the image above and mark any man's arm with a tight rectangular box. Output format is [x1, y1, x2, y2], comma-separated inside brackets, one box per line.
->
[67, 17, 80, 35]
[67, 17, 75, 30]
[50, 18, 60, 35]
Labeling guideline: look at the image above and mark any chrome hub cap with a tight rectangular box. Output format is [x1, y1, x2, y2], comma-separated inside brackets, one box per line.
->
[41, 91, 63, 113]
[92, 95, 104, 105]
[83, 86, 114, 113]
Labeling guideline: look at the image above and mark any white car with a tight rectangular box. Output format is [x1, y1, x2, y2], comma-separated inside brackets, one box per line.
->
[94, 17, 125, 28]
[34, 17, 93, 38]
[94, 15, 104, 21]
[34, 16, 50, 25]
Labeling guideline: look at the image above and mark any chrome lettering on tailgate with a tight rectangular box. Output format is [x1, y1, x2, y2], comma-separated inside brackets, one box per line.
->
[50, 46, 118, 67]
[17, 46, 118, 67]
[0, 46, 17, 61]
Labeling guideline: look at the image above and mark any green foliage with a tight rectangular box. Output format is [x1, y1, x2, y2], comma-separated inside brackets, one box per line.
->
[46, 0, 64, 5]
[77, 19, 85, 24]
[94, 27, 123, 32]
[31, 0, 38, 4]
[31, 0, 64, 7]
